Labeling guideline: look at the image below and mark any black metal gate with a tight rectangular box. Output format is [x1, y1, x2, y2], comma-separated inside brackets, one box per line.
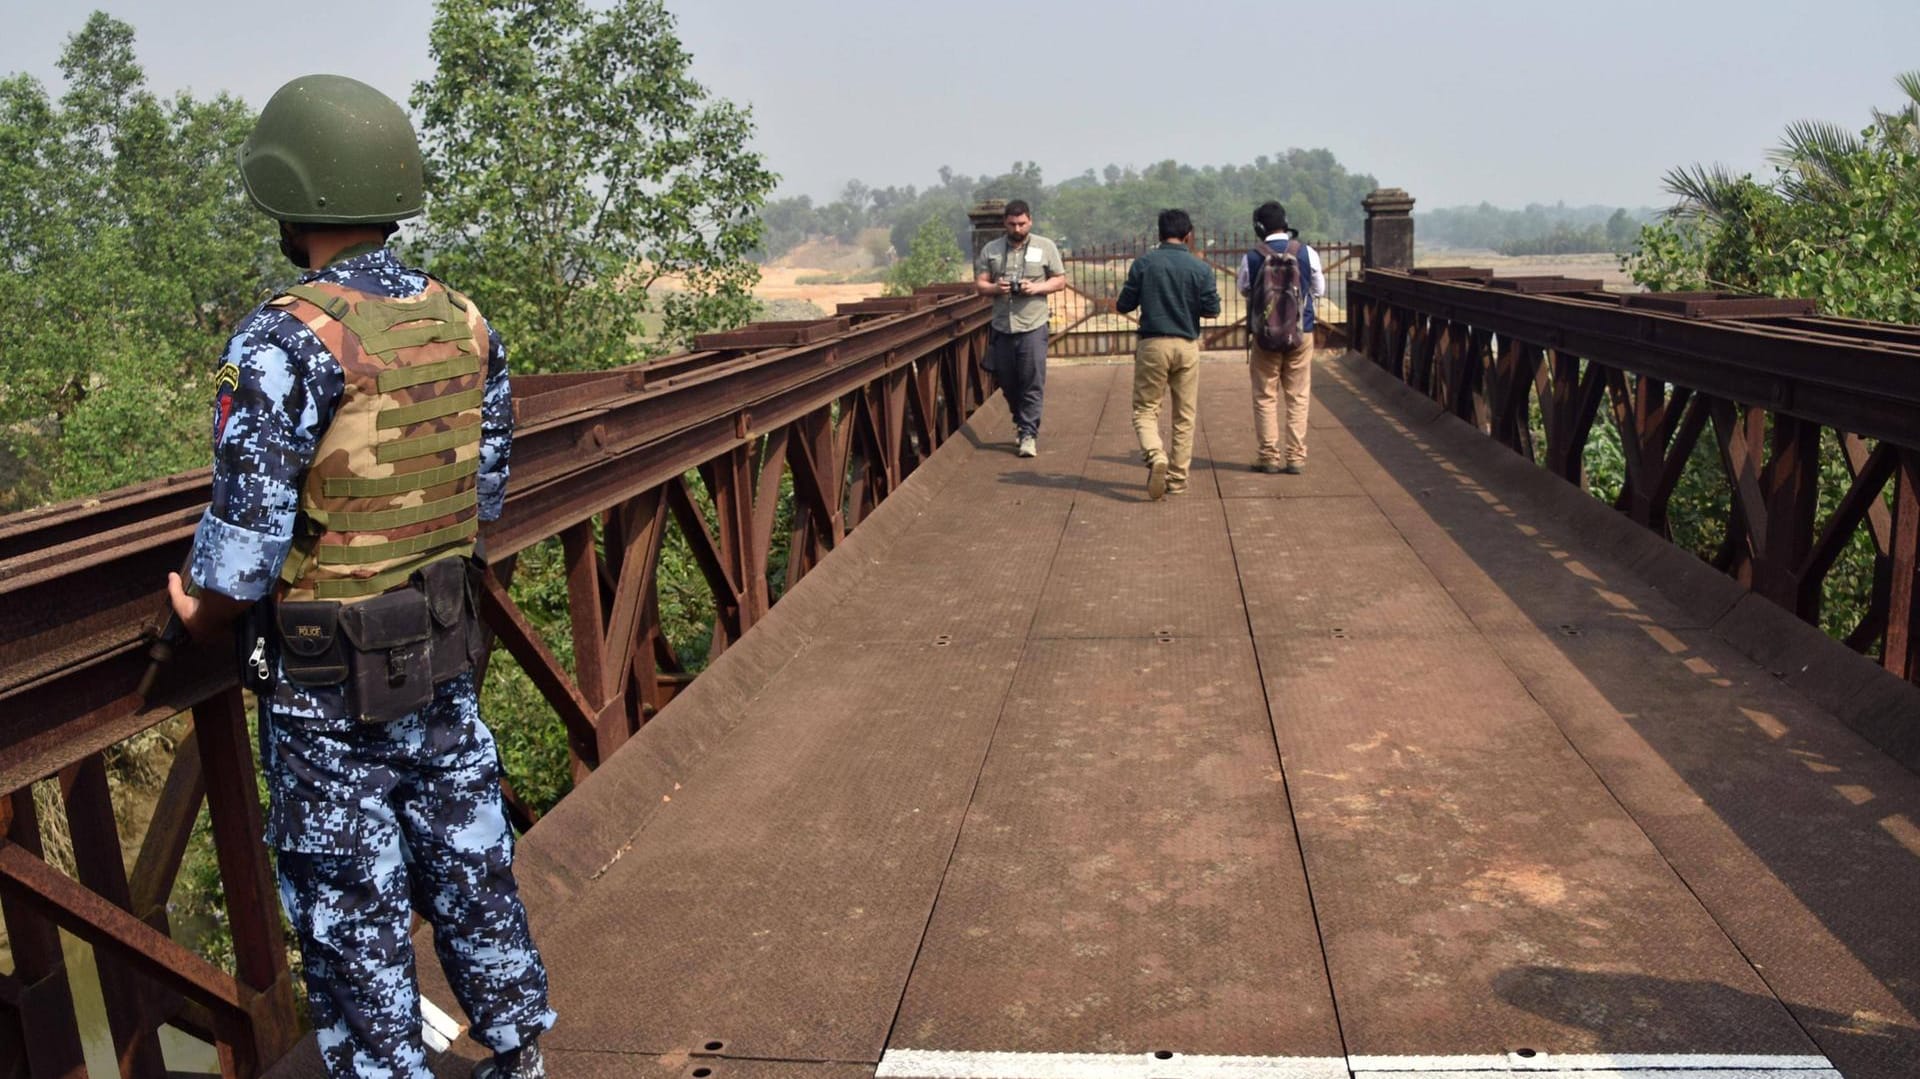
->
[1047, 231, 1361, 358]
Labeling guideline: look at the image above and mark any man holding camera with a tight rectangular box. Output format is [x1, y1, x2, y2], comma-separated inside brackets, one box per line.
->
[973, 200, 1066, 457]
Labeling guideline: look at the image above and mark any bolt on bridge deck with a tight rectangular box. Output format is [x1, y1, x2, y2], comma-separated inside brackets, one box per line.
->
[274, 353, 1920, 1079]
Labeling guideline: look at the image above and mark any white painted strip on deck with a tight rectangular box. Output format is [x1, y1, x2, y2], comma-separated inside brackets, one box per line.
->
[1352, 1053, 1835, 1072]
[1355, 1072, 1838, 1079]
[875, 1050, 1838, 1079]
[875, 1050, 1348, 1078]
[1509, 1054, 1834, 1072]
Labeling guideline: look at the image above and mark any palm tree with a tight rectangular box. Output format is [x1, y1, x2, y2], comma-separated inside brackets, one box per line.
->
[1664, 70, 1920, 215]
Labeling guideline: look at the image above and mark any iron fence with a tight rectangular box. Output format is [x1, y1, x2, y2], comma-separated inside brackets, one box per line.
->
[1047, 232, 1363, 358]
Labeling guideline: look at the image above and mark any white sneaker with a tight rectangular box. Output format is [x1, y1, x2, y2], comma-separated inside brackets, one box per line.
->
[1017, 435, 1037, 458]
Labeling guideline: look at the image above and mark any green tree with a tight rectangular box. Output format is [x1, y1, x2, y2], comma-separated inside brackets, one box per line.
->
[886, 217, 964, 296]
[0, 12, 272, 509]
[411, 0, 777, 373]
[1630, 72, 1920, 324]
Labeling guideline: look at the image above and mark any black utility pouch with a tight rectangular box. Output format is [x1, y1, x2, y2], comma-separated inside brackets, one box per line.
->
[338, 587, 435, 723]
[275, 600, 348, 687]
[417, 558, 474, 686]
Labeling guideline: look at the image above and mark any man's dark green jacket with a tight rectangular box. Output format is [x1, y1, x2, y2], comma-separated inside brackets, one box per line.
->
[1116, 242, 1221, 340]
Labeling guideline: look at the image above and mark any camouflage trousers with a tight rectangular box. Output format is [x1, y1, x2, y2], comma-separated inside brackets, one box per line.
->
[264, 673, 556, 1078]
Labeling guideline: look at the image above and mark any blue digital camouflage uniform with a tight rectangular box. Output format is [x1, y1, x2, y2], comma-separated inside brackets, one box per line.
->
[186, 246, 555, 1078]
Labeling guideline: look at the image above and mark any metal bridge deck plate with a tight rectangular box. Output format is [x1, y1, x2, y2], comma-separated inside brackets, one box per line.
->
[1031, 497, 1247, 639]
[533, 637, 1024, 1062]
[889, 637, 1341, 1057]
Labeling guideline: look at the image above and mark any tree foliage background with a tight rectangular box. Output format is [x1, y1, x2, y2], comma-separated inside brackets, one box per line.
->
[411, 0, 776, 373]
[1628, 72, 1920, 324]
[0, 13, 273, 511]
[885, 217, 966, 296]
[756, 150, 1381, 262]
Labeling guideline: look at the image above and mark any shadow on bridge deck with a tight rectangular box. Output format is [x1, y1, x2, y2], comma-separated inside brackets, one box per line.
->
[271, 353, 1920, 1079]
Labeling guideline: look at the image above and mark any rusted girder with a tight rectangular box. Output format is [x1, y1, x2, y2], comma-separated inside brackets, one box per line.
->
[1351, 270, 1920, 447]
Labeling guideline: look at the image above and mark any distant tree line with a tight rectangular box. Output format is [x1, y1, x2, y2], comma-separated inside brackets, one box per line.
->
[1419, 202, 1658, 254]
[756, 149, 1381, 260]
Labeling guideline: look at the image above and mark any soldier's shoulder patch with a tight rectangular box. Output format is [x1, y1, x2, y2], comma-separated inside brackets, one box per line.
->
[214, 364, 240, 440]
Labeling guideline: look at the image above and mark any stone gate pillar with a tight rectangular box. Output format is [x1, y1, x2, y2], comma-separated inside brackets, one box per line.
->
[1362, 188, 1415, 271]
[968, 199, 1008, 258]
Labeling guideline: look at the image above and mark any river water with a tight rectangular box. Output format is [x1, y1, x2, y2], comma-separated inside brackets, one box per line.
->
[61, 930, 221, 1074]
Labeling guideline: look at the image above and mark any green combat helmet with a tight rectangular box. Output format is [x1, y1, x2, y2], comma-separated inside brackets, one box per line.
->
[239, 74, 423, 224]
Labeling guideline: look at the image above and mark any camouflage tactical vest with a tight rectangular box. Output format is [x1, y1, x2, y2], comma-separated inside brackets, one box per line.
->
[271, 278, 489, 603]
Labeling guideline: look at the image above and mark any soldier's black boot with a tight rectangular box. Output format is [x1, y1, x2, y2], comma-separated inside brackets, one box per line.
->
[472, 1041, 544, 1079]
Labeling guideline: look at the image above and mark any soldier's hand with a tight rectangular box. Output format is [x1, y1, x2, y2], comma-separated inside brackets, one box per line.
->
[167, 572, 248, 645]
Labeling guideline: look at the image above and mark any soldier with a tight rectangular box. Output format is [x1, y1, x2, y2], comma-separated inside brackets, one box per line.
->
[163, 75, 554, 1078]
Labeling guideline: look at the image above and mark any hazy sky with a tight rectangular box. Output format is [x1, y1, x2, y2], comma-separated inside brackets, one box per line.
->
[7, 0, 1920, 212]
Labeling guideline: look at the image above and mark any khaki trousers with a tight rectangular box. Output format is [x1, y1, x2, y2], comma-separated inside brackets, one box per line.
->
[1250, 340, 1314, 465]
[1132, 336, 1200, 486]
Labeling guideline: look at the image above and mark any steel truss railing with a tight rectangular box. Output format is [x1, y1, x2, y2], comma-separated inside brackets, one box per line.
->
[0, 283, 995, 1077]
[1348, 269, 1920, 688]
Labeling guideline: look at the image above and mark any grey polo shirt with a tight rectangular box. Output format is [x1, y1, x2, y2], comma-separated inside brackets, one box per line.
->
[975, 233, 1065, 333]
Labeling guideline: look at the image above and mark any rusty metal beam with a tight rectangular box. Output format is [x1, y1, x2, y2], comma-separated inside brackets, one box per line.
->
[1350, 271, 1920, 447]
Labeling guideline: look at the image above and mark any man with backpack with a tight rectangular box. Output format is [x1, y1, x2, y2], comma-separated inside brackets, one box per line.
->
[1116, 209, 1221, 500]
[1238, 201, 1324, 474]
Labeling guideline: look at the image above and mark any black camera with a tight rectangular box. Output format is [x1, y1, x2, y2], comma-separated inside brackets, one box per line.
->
[1008, 278, 1027, 296]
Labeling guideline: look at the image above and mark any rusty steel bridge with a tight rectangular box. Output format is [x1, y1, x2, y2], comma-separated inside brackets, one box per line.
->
[3, 195, 1919, 1079]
